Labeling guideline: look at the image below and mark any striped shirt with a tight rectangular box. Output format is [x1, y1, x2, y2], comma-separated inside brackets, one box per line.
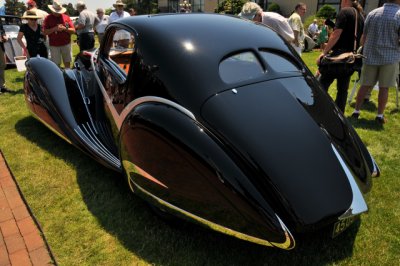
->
[363, 3, 400, 65]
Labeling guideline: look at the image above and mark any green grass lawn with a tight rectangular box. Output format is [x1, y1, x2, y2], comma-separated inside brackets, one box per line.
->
[0, 49, 399, 265]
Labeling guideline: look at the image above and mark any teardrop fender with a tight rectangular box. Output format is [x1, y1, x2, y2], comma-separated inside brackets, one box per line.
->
[118, 98, 295, 249]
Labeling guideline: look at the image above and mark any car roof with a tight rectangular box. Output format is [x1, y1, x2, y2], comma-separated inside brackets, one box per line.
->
[0, 15, 21, 25]
[109, 14, 298, 111]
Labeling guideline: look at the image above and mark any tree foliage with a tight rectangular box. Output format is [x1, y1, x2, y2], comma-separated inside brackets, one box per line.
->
[125, 0, 159, 15]
[34, 0, 52, 13]
[2, 0, 78, 16]
[267, 2, 281, 14]
[316, 4, 336, 19]
[4, 0, 26, 16]
[215, 0, 247, 15]
[64, 3, 79, 16]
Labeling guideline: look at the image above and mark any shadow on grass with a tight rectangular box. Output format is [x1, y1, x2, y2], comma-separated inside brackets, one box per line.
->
[347, 117, 386, 131]
[348, 101, 377, 112]
[6, 89, 24, 95]
[15, 116, 361, 265]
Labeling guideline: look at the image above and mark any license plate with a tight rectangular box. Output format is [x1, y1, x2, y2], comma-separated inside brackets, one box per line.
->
[332, 216, 358, 238]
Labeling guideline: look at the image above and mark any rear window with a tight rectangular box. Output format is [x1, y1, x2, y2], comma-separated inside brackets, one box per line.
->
[219, 52, 264, 84]
[259, 51, 300, 73]
[219, 50, 300, 84]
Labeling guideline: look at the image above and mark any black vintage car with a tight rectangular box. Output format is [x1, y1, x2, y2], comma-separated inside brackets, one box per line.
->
[23, 14, 379, 250]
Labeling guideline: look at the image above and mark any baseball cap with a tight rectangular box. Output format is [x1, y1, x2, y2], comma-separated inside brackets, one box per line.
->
[239, 2, 262, 20]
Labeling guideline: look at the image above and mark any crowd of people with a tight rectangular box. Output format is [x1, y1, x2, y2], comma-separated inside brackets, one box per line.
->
[1, 0, 400, 125]
[0, 0, 135, 93]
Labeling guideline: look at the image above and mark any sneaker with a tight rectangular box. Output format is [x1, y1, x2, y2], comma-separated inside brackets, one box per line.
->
[375, 116, 386, 124]
[351, 112, 360, 119]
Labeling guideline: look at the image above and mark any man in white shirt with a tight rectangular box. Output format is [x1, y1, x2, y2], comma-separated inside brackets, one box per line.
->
[95, 8, 109, 44]
[239, 2, 294, 43]
[109, 0, 130, 48]
[109, 0, 130, 23]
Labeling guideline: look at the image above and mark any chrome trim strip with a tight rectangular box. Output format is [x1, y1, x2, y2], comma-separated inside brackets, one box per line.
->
[128, 176, 295, 249]
[119, 96, 196, 128]
[70, 71, 97, 133]
[331, 144, 368, 219]
[79, 123, 120, 165]
[370, 154, 380, 177]
[273, 215, 295, 250]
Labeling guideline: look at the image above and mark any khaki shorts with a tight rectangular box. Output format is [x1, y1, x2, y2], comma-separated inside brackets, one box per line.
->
[360, 63, 399, 88]
[49, 44, 72, 66]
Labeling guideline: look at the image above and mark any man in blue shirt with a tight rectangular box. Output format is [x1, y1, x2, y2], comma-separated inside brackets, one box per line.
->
[351, 0, 400, 124]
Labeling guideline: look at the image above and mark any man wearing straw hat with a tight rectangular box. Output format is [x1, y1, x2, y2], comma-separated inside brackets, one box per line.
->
[43, 0, 75, 69]
[109, 0, 130, 24]
[109, 0, 130, 48]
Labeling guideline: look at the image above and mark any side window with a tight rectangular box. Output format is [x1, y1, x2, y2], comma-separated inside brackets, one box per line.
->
[108, 28, 135, 74]
[99, 26, 136, 114]
[219, 51, 264, 84]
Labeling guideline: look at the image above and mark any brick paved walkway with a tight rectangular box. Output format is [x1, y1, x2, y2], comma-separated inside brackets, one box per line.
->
[0, 151, 55, 265]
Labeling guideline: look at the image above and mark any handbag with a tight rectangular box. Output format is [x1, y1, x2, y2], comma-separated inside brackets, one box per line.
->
[318, 8, 363, 77]
[319, 51, 364, 77]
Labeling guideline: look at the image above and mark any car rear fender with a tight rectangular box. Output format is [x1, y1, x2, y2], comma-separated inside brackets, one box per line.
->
[119, 97, 295, 249]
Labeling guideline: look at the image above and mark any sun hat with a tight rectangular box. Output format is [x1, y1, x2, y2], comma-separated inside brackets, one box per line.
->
[48, 0, 66, 14]
[113, 0, 126, 8]
[238, 2, 262, 20]
[21, 10, 41, 19]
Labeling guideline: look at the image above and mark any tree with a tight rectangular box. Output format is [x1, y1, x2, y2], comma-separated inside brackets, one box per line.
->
[4, 0, 26, 16]
[267, 2, 281, 14]
[215, 0, 247, 15]
[130, 0, 158, 15]
[316, 4, 336, 19]
[34, 0, 52, 13]
[64, 3, 79, 16]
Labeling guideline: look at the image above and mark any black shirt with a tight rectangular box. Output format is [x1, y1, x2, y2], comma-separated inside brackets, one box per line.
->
[332, 7, 364, 52]
[19, 23, 47, 58]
